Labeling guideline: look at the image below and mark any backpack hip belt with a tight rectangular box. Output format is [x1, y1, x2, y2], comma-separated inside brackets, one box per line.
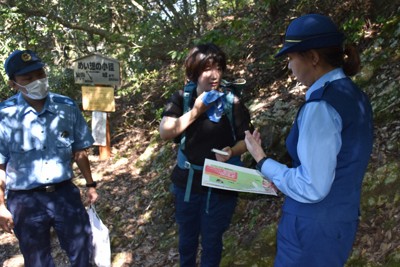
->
[177, 149, 203, 202]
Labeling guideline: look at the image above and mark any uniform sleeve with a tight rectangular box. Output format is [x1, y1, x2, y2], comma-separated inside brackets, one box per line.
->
[261, 101, 342, 203]
[0, 123, 9, 164]
[72, 106, 94, 151]
[0, 99, 17, 164]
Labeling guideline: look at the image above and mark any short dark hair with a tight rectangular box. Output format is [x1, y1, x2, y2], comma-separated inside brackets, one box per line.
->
[184, 43, 227, 82]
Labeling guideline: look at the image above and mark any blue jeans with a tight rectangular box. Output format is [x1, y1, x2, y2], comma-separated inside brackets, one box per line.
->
[274, 212, 358, 267]
[173, 185, 237, 267]
[7, 181, 92, 267]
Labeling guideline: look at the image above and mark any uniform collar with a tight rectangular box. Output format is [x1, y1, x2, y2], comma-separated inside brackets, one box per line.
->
[305, 68, 346, 100]
[17, 92, 56, 117]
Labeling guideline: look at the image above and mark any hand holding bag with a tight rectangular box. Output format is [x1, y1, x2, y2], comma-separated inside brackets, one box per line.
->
[87, 204, 111, 267]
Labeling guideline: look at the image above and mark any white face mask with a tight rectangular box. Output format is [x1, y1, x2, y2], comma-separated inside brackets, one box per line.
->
[16, 78, 49, 100]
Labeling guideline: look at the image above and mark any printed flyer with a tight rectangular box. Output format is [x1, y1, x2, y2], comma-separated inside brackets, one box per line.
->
[202, 159, 277, 196]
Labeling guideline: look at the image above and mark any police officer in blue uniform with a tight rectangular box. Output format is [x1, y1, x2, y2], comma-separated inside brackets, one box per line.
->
[244, 14, 373, 266]
[0, 50, 98, 266]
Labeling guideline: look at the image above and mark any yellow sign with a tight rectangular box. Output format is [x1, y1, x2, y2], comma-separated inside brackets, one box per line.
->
[82, 86, 115, 112]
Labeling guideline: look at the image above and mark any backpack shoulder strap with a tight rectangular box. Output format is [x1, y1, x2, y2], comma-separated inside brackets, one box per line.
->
[221, 79, 246, 124]
[220, 78, 246, 142]
[180, 81, 197, 150]
[222, 90, 236, 141]
[182, 81, 196, 113]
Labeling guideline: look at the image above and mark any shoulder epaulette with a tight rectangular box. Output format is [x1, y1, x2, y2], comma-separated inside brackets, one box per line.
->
[51, 94, 77, 107]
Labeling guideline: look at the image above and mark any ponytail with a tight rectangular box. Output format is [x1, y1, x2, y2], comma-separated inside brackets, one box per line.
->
[343, 44, 361, 76]
[316, 43, 361, 77]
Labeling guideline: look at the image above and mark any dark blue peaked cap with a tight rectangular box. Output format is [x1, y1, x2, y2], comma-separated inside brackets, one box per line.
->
[275, 14, 344, 58]
[4, 50, 45, 78]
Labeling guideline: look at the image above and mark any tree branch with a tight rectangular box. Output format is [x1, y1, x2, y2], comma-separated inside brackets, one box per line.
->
[1, 3, 141, 48]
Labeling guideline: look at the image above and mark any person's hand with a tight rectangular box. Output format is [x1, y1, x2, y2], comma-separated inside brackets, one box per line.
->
[244, 129, 267, 162]
[262, 179, 278, 192]
[0, 204, 14, 234]
[201, 90, 224, 106]
[215, 147, 232, 162]
[192, 92, 210, 116]
[85, 187, 98, 205]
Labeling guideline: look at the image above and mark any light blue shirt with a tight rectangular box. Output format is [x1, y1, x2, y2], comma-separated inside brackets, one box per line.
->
[0, 92, 94, 190]
[261, 68, 345, 203]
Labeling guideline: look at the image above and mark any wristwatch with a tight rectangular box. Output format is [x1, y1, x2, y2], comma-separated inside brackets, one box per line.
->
[256, 157, 268, 172]
[86, 181, 97, 188]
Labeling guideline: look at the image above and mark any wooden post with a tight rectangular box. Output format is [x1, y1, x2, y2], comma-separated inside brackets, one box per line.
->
[99, 115, 111, 160]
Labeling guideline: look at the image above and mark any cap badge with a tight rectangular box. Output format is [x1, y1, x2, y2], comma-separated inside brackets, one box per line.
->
[21, 53, 32, 62]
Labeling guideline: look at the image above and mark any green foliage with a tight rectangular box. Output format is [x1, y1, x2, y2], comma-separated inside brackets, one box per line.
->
[167, 49, 189, 62]
[385, 250, 400, 267]
[342, 17, 365, 43]
[221, 222, 277, 266]
[117, 69, 159, 97]
[48, 68, 82, 102]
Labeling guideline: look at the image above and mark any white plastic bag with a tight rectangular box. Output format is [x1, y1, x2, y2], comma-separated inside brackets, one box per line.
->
[87, 205, 111, 267]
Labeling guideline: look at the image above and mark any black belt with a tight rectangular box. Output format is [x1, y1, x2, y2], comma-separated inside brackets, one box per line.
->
[25, 180, 72, 193]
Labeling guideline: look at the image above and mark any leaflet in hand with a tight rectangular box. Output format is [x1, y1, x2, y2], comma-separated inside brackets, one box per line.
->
[202, 159, 277, 196]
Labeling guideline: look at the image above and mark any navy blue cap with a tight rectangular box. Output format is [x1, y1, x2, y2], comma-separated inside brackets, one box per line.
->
[275, 14, 344, 58]
[4, 50, 45, 78]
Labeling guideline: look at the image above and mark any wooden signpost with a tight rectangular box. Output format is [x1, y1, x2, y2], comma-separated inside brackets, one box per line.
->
[73, 54, 120, 160]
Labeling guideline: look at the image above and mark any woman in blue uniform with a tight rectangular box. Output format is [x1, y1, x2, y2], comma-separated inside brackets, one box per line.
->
[245, 14, 373, 267]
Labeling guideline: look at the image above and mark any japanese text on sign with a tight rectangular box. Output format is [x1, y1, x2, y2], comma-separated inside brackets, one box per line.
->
[73, 54, 120, 86]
